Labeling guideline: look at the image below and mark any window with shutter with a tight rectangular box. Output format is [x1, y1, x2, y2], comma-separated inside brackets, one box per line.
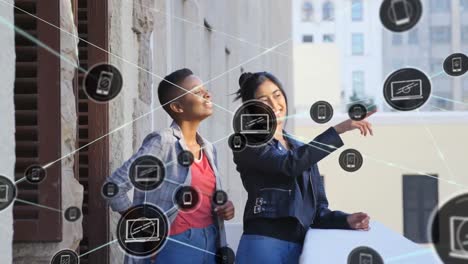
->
[75, 0, 110, 262]
[13, 0, 62, 242]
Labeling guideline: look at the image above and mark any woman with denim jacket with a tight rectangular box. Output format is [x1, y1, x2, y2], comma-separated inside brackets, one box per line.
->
[233, 72, 375, 264]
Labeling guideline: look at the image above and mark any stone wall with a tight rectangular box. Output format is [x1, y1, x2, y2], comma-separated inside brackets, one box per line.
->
[12, 0, 83, 263]
[0, 0, 16, 263]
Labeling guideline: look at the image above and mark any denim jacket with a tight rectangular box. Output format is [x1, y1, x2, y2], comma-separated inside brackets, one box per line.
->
[233, 127, 351, 236]
[106, 122, 227, 263]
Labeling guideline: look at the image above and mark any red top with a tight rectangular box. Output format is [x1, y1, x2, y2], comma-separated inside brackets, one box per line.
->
[169, 151, 216, 235]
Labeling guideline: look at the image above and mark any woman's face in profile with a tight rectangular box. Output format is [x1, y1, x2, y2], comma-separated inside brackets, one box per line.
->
[254, 79, 287, 127]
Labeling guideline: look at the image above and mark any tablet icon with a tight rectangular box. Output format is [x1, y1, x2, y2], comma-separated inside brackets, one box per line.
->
[182, 191, 193, 206]
[339, 149, 363, 172]
[380, 0, 422, 33]
[443, 53, 468, 77]
[64, 206, 81, 222]
[0, 184, 9, 203]
[348, 246, 383, 264]
[228, 133, 247, 152]
[348, 104, 367, 121]
[174, 186, 200, 211]
[51, 249, 79, 264]
[359, 252, 373, 264]
[25, 165, 47, 184]
[0, 175, 16, 212]
[102, 182, 119, 198]
[178, 150, 194, 167]
[213, 190, 228, 206]
[310, 101, 334, 124]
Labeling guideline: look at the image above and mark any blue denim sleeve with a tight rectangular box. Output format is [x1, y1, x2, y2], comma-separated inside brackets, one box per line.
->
[310, 168, 351, 229]
[105, 133, 163, 213]
[235, 127, 344, 179]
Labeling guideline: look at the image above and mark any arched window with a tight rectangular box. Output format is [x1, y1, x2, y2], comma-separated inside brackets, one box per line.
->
[302, 1, 314, 22]
[322, 1, 334, 21]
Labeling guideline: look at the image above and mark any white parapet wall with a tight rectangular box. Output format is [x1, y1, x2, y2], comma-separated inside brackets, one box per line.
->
[0, 0, 16, 263]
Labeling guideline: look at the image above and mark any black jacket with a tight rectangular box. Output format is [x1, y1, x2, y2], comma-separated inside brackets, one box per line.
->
[233, 127, 351, 242]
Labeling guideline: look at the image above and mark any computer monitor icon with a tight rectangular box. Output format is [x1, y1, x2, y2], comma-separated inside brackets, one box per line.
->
[449, 216, 468, 259]
[390, 79, 423, 101]
[134, 165, 160, 183]
[125, 218, 160, 243]
[240, 114, 270, 134]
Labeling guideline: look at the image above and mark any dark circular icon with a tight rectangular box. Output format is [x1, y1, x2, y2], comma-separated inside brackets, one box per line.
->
[51, 249, 79, 264]
[348, 104, 367, 121]
[174, 186, 201, 212]
[25, 164, 47, 184]
[216, 246, 235, 264]
[347, 246, 383, 264]
[430, 192, 468, 264]
[0, 175, 16, 212]
[129, 155, 165, 192]
[233, 100, 277, 147]
[310, 101, 334, 124]
[380, 0, 422, 33]
[83, 63, 123, 103]
[213, 190, 228, 206]
[443, 53, 468, 77]
[116, 204, 169, 258]
[228, 133, 247, 152]
[64, 206, 82, 222]
[339, 149, 363, 172]
[102, 182, 119, 199]
[383, 68, 431, 111]
[178, 150, 194, 167]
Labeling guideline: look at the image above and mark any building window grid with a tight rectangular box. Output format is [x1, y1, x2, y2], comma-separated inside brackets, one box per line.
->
[351, 33, 364, 55]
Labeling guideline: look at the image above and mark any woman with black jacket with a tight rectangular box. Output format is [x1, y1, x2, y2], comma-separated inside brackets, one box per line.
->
[233, 72, 375, 264]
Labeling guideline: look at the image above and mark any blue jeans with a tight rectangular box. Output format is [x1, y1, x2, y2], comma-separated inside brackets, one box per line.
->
[149, 224, 218, 264]
[236, 234, 303, 264]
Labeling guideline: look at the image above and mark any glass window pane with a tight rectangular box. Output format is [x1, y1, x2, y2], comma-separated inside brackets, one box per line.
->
[351, 33, 364, 55]
[351, 0, 363, 21]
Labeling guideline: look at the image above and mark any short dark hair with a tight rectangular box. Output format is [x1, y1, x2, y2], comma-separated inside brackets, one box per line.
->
[157, 68, 193, 116]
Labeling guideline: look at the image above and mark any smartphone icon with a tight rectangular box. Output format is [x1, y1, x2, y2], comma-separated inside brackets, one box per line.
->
[452, 57, 462, 73]
[346, 153, 356, 168]
[391, 0, 410, 26]
[353, 106, 363, 119]
[317, 105, 327, 120]
[96, 71, 114, 95]
[359, 253, 373, 264]
[233, 135, 242, 149]
[60, 255, 71, 264]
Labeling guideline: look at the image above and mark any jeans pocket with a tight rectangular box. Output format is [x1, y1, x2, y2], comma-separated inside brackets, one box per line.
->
[183, 228, 193, 241]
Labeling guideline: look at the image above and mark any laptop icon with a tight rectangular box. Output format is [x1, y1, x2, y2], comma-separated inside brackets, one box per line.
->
[134, 165, 160, 183]
[390, 79, 423, 101]
[449, 216, 468, 259]
[125, 218, 160, 243]
[240, 114, 270, 134]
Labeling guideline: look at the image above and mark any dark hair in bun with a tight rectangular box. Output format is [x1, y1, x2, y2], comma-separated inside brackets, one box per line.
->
[234, 72, 288, 107]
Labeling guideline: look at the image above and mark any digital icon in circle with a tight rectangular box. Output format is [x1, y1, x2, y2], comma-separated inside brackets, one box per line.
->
[233, 100, 277, 147]
[178, 150, 194, 167]
[213, 190, 228, 206]
[50, 249, 79, 264]
[348, 104, 367, 121]
[380, 0, 422, 32]
[129, 155, 165, 191]
[0, 175, 16, 212]
[102, 182, 119, 198]
[174, 186, 200, 212]
[339, 149, 363, 172]
[216, 246, 236, 264]
[443, 53, 468, 77]
[347, 246, 383, 264]
[83, 63, 123, 103]
[25, 164, 47, 184]
[430, 192, 468, 263]
[228, 133, 247, 152]
[64, 206, 81, 222]
[116, 204, 169, 257]
[310, 101, 334, 124]
[383, 68, 431, 111]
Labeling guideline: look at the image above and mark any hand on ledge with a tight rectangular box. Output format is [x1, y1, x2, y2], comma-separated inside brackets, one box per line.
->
[347, 212, 370, 231]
